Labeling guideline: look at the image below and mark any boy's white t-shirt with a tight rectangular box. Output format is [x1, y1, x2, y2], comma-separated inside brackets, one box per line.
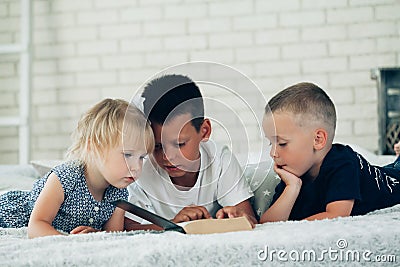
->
[126, 141, 253, 223]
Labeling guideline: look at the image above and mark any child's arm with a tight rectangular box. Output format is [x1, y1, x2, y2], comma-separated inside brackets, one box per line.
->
[27, 173, 65, 238]
[259, 164, 302, 223]
[100, 207, 125, 232]
[72, 207, 164, 233]
[304, 199, 354, 221]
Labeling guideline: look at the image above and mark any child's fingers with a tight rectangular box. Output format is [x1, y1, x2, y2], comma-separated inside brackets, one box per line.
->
[196, 206, 211, 219]
[215, 207, 237, 219]
[394, 143, 400, 155]
[173, 206, 211, 222]
[273, 163, 286, 175]
[70, 225, 86, 234]
[184, 207, 209, 220]
[215, 208, 227, 219]
[273, 164, 289, 181]
[70, 226, 98, 234]
[273, 163, 302, 187]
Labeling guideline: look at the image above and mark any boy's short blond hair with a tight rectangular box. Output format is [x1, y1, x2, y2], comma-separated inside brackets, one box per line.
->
[66, 98, 154, 164]
[265, 82, 336, 142]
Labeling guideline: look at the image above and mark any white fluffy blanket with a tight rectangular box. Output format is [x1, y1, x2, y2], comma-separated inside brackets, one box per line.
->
[0, 149, 398, 266]
[1, 205, 399, 266]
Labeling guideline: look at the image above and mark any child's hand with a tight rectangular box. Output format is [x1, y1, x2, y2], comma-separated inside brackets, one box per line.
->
[172, 205, 211, 223]
[274, 163, 302, 189]
[259, 165, 302, 223]
[70, 225, 100, 234]
[394, 141, 400, 157]
[215, 206, 257, 227]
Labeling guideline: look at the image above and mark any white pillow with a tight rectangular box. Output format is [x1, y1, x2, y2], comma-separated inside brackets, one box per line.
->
[243, 159, 281, 220]
[30, 160, 64, 177]
[348, 144, 396, 166]
[0, 165, 39, 194]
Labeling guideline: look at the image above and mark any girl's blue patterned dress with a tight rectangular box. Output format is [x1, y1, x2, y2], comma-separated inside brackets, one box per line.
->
[0, 161, 128, 233]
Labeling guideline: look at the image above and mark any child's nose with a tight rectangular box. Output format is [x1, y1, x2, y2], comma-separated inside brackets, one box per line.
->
[162, 147, 176, 162]
[269, 146, 278, 158]
[129, 159, 142, 173]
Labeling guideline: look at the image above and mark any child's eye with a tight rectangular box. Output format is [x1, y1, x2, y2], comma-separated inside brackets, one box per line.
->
[278, 143, 287, 147]
[176, 142, 185, 147]
[123, 153, 132, 158]
[139, 154, 148, 160]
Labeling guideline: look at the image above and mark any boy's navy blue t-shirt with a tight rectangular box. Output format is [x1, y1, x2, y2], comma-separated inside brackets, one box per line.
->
[272, 144, 400, 220]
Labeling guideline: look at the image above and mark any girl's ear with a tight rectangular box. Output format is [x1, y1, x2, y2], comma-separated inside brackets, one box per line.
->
[313, 128, 328, 150]
[200, 119, 212, 141]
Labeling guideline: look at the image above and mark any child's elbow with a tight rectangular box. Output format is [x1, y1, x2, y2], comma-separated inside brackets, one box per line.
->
[27, 224, 38, 239]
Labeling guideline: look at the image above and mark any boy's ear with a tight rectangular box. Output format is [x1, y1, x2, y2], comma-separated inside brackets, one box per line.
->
[200, 119, 212, 141]
[313, 128, 328, 150]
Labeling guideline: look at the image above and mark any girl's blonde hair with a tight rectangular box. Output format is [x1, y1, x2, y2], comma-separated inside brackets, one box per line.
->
[66, 98, 154, 164]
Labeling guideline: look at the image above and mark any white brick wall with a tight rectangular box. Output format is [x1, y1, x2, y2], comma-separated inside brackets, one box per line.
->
[303, 26, 346, 41]
[189, 18, 231, 33]
[327, 7, 374, 24]
[0, 0, 399, 164]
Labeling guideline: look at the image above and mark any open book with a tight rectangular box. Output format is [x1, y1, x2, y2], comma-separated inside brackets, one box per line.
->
[113, 199, 253, 234]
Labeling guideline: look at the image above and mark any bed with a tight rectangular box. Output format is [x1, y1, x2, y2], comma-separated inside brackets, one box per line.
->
[0, 146, 399, 266]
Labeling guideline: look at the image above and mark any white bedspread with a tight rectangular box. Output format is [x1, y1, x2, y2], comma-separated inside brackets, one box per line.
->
[0, 148, 398, 266]
[1, 204, 399, 266]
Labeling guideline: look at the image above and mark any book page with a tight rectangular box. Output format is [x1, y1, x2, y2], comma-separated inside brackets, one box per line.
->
[180, 216, 253, 234]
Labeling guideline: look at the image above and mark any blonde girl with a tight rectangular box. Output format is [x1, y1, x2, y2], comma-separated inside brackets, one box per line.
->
[0, 99, 154, 238]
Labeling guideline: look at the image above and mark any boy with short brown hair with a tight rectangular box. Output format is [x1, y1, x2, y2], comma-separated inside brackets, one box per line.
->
[260, 82, 400, 223]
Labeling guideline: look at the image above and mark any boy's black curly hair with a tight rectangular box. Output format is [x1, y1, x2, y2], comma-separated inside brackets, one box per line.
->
[142, 74, 204, 132]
